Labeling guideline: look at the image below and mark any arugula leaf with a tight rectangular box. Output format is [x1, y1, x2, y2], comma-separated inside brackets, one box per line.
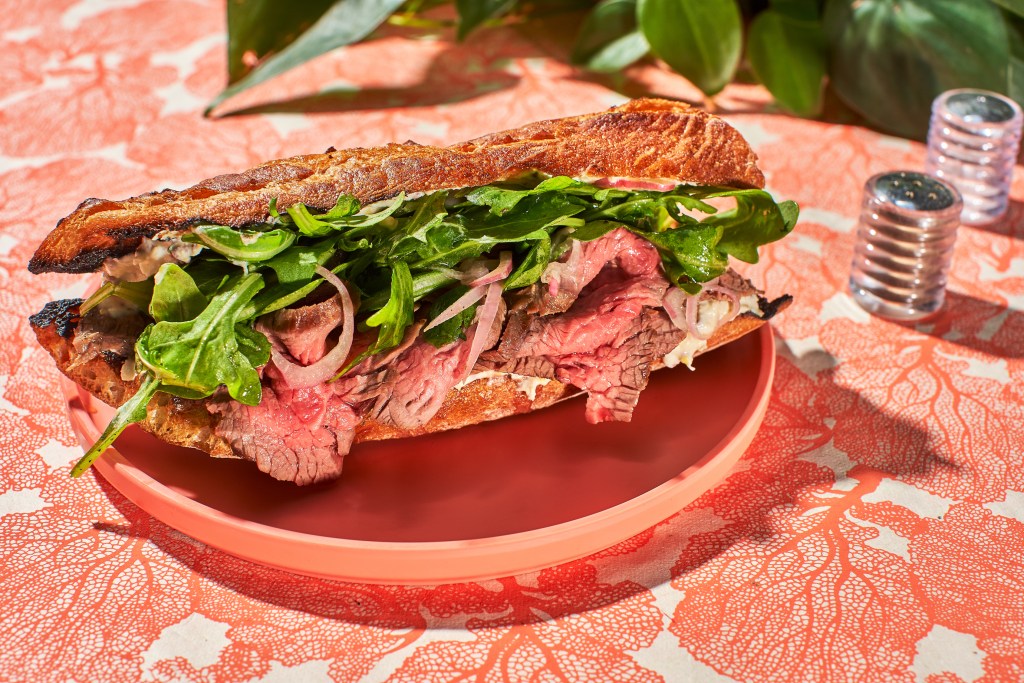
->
[387, 192, 450, 262]
[193, 224, 296, 261]
[135, 273, 269, 406]
[703, 194, 798, 263]
[423, 286, 480, 347]
[261, 236, 338, 285]
[569, 219, 621, 242]
[150, 264, 208, 323]
[70, 375, 160, 478]
[634, 224, 729, 288]
[80, 280, 154, 314]
[185, 258, 238, 298]
[504, 235, 551, 290]
[285, 193, 406, 238]
[465, 176, 582, 215]
[465, 193, 588, 240]
[286, 203, 335, 237]
[364, 261, 414, 356]
[320, 193, 361, 219]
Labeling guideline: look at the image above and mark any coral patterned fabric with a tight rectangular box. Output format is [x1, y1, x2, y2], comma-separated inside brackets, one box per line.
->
[2, 2, 1023, 682]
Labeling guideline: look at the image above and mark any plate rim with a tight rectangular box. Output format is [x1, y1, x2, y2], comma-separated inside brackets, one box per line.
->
[65, 325, 775, 584]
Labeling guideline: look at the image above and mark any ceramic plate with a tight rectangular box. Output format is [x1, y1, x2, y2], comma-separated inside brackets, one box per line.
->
[64, 325, 775, 584]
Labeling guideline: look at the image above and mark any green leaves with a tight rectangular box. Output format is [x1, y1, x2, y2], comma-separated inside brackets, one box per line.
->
[76, 178, 799, 477]
[747, 9, 827, 117]
[136, 273, 269, 406]
[423, 285, 479, 347]
[637, 0, 742, 96]
[455, 0, 515, 40]
[150, 264, 208, 322]
[193, 224, 296, 262]
[824, 0, 1011, 139]
[70, 375, 160, 478]
[364, 261, 414, 356]
[209, 0, 406, 113]
[571, 0, 649, 73]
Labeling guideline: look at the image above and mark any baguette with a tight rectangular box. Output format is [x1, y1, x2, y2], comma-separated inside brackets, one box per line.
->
[29, 99, 762, 274]
[32, 295, 789, 460]
[29, 98, 793, 484]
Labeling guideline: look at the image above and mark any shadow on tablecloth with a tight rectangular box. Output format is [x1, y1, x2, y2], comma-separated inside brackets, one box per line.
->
[88, 340, 965, 629]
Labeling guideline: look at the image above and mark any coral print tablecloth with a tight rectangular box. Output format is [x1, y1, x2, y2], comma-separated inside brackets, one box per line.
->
[3, 1, 1023, 682]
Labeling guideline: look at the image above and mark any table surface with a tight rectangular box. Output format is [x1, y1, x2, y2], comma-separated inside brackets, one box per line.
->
[3, 2, 1023, 682]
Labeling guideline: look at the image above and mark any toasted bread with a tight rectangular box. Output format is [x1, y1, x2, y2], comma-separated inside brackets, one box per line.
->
[28, 99, 762, 274]
[31, 296, 789, 460]
[29, 98, 786, 482]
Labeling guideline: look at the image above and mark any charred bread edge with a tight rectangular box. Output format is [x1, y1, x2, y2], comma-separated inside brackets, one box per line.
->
[28, 99, 763, 274]
[30, 295, 791, 459]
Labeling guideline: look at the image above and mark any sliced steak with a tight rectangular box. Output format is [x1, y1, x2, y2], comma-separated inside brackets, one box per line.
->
[554, 309, 683, 423]
[369, 339, 471, 430]
[539, 228, 660, 314]
[210, 366, 359, 485]
[514, 273, 667, 358]
[258, 294, 343, 365]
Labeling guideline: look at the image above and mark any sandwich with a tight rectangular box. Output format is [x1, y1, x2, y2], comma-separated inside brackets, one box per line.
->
[29, 99, 797, 485]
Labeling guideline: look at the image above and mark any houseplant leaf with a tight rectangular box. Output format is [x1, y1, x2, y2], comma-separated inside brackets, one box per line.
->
[455, 0, 516, 40]
[637, 0, 742, 96]
[209, 0, 406, 114]
[571, 0, 649, 72]
[747, 8, 827, 116]
[824, 0, 1010, 139]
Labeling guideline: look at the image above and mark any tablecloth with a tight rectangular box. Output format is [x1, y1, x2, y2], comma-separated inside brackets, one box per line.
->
[2, 2, 1023, 682]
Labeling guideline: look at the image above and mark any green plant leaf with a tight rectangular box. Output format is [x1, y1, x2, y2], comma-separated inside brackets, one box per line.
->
[226, 0, 336, 85]
[637, 0, 742, 96]
[503, 235, 551, 290]
[992, 0, 1024, 18]
[209, 0, 407, 114]
[150, 264, 208, 323]
[135, 273, 269, 406]
[747, 9, 827, 117]
[70, 375, 160, 478]
[824, 0, 1010, 139]
[571, 0, 649, 72]
[423, 285, 479, 347]
[1007, 14, 1024, 103]
[365, 261, 415, 356]
[193, 224, 296, 262]
[770, 0, 819, 21]
[456, 0, 516, 40]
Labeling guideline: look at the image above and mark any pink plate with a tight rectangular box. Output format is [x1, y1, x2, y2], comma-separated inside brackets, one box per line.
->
[64, 325, 775, 584]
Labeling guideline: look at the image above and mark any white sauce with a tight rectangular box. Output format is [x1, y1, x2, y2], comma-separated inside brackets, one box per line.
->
[102, 235, 202, 282]
[454, 370, 552, 401]
[663, 293, 763, 369]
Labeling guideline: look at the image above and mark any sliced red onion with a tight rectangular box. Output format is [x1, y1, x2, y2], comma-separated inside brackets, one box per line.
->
[662, 287, 688, 332]
[423, 285, 487, 332]
[468, 251, 513, 287]
[595, 178, 678, 192]
[685, 294, 713, 340]
[462, 282, 502, 380]
[704, 287, 741, 323]
[271, 266, 355, 389]
[541, 239, 583, 297]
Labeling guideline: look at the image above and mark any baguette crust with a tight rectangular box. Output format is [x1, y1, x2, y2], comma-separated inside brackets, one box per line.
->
[32, 297, 790, 460]
[29, 99, 763, 274]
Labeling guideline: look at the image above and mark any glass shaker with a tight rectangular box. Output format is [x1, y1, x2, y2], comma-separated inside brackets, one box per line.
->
[849, 171, 962, 321]
[926, 89, 1022, 226]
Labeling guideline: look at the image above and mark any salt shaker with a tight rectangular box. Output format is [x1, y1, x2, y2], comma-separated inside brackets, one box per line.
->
[926, 89, 1022, 226]
[849, 171, 962, 321]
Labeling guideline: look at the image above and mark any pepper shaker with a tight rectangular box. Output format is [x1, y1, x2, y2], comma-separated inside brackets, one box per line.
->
[849, 171, 962, 321]
[926, 89, 1022, 226]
